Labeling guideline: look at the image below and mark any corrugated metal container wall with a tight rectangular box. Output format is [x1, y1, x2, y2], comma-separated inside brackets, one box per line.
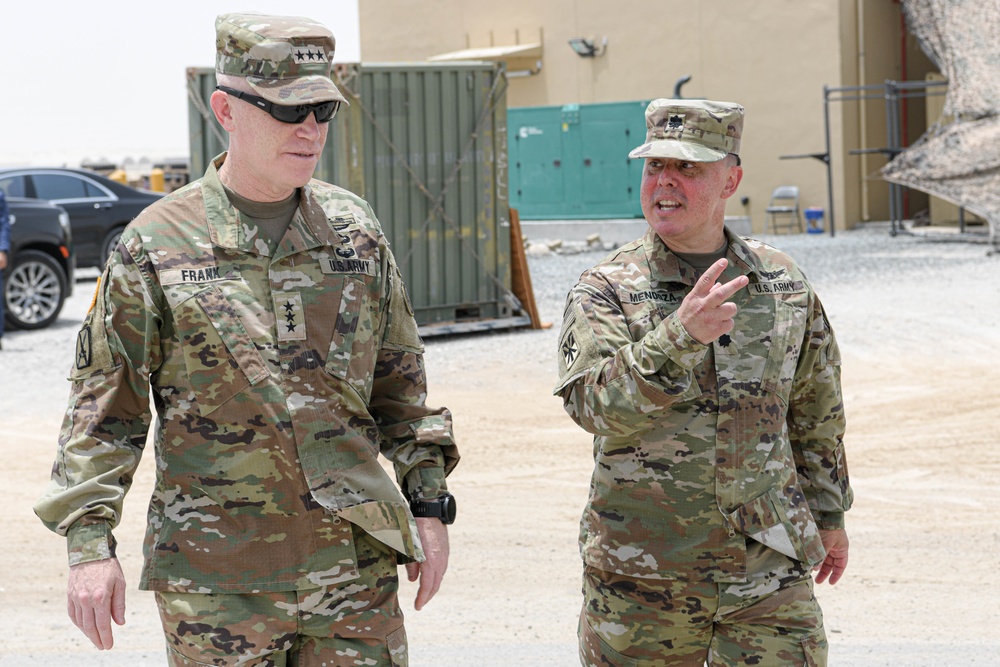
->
[186, 63, 518, 333]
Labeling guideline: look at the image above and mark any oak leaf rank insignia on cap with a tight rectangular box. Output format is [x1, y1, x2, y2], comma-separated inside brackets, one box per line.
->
[629, 98, 744, 163]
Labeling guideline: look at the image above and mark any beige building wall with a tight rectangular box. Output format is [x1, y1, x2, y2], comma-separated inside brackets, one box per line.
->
[360, 0, 936, 233]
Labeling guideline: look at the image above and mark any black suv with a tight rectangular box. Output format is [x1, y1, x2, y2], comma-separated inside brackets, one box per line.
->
[0, 167, 162, 269]
[4, 197, 76, 330]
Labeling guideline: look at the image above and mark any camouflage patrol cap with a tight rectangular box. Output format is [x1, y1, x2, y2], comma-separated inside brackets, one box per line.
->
[629, 99, 743, 162]
[215, 12, 348, 106]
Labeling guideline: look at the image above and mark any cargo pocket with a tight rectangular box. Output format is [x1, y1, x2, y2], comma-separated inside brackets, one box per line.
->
[800, 630, 829, 667]
[386, 625, 408, 667]
[761, 299, 805, 400]
[323, 276, 365, 380]
[579, 610, 639, 667]
[170, 284, 268, 416]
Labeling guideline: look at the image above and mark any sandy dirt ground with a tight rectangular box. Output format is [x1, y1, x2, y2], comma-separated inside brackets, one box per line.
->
[2, 230, 999, 666]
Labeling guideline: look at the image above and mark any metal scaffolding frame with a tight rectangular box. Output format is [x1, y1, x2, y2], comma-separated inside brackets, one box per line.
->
[781, 79, 949, 237]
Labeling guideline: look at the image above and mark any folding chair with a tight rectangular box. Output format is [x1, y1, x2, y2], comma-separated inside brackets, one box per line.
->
[764, 185, 804, 233]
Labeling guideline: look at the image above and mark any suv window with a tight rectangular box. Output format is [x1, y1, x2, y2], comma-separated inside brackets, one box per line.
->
[0, 175, 27, 198]
[84, 181, 107, 197]
[33, 174, 92, 200]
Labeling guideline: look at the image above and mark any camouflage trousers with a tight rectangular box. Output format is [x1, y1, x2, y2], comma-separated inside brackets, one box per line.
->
[580, 539, 828, 667]
[156, 530, 406, 667]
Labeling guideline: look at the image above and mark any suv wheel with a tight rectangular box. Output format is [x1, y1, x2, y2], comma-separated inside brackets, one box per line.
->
[4, 250, 68, 330]
[101, 226, 126, 267]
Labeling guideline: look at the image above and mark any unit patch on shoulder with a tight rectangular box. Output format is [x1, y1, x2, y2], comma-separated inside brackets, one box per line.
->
[76, 327, 92, 369]
[70, 273, 118, 380]
[561, 331, 579, 367]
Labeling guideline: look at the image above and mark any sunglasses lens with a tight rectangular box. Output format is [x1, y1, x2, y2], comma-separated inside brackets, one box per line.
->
[270, 106, 309, 124]
[315, 102, 339, 123]
[270, 102, 339, 124]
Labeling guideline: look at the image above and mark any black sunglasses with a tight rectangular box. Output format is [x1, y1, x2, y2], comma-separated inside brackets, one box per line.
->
[216, 85, 340, 124]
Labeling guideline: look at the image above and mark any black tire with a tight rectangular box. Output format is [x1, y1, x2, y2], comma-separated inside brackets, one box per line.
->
[101, 226, 126, 267]
[4, 250, 68, 330]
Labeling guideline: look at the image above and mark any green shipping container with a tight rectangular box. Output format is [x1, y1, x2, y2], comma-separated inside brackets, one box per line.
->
[508, 100, 650, 220]
[187, 63, 526, 335]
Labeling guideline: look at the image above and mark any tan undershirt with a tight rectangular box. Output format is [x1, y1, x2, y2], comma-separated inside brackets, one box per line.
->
[674, 240, 729, 273]
[223, 185, 300, 248]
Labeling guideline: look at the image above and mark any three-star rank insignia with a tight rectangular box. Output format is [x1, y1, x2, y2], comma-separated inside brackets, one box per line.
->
[273, 291, 308, 342]
[292, 46, 328, 63]
[561, 331, 579, 367]
[667, 114, 684, 129]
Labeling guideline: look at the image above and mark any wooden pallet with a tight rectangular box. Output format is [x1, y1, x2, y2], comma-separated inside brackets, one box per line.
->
[509, 207, 551, 330]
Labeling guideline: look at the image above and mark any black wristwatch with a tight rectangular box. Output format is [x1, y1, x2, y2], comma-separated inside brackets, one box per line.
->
[409, 493, 457, 525]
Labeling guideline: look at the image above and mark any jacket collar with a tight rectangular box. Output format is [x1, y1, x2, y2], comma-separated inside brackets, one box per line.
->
[202, 152, 340, 258]
[642, 225, 767, 286]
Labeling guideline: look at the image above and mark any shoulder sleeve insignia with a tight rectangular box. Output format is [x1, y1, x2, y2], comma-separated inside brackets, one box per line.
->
[70, 271, 119, 380]
[554, 297, 605, 395]
[561, 330, 579, 367]
[76, 326, 92, 369]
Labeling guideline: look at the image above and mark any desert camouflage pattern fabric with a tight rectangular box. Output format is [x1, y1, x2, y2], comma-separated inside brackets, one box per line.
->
[629, 99, 744, 163]
[216, 12, 348, 105]
[554, 227, 852, 583]
[34, 153, 458, 594]
[157, 530, 407, 666]
[882, 0, 1000, 245]
[580, 540, 827, 666]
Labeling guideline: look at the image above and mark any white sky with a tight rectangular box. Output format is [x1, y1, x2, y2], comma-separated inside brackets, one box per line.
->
[0, 1, 361, 168]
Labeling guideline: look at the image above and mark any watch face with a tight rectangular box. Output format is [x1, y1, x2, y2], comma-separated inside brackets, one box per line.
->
[410, 494, 456, 524]
[442, 494, 457, 524]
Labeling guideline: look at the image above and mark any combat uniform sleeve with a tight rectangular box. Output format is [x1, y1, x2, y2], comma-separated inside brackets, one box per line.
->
[788, 291, 853, 529]
[368, 241, 459, 501]
[33, 239, 161, 565]
[554, 277, 709, 438]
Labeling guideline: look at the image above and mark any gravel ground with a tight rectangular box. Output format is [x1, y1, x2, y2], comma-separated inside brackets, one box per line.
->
[2, 222, 998, 666]
[425, 222, 998, 374]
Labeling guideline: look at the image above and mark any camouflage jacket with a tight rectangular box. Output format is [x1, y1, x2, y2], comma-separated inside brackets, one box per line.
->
[34, 154, 459, 593]
[555, 228, 851, 583]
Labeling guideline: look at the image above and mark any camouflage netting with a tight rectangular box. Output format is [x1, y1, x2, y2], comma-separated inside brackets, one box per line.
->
[882, 0, 1000, 243]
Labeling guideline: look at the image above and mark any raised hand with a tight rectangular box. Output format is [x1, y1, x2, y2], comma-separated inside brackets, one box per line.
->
[676, 258, 748, 344]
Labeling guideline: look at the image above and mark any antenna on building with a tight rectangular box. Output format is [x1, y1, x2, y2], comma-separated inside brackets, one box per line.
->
[673, 75, 692, 99]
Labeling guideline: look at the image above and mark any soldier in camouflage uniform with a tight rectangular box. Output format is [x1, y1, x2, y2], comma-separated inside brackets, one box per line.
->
[555, 99, 852, 666]
[34, 13, 458, 666]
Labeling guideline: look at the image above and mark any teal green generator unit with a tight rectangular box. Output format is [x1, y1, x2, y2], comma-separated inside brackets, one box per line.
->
[508, 100, 650, 219]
